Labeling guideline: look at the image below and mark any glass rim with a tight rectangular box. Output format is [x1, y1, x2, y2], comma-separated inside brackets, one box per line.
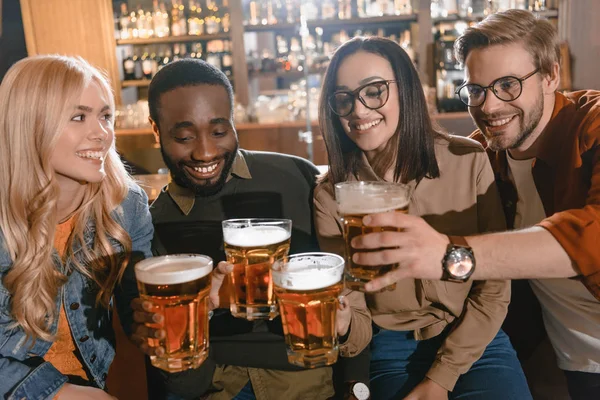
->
[134, 254, 214, 285]
[335, 180, 412, 191]
[272, 252, 345, 275]
[222, 218, 292, 227]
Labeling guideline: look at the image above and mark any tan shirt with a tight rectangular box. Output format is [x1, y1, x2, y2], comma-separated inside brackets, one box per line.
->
[313, 135, 510, 391]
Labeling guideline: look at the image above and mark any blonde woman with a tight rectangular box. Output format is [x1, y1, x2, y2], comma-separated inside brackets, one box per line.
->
[0, 55, 153, 399]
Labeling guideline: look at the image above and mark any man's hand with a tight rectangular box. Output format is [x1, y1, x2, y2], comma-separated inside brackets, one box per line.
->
[336, 295, 352, 337]
[349, 212, 449, 292]
[55, 383, 117, 399]
[403, 378, 448, 400]
[130, 261, 233, 357]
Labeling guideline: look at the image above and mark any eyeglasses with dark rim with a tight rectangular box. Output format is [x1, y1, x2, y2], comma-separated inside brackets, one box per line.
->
[328, 80, 397, 117]
[455, 68, 540, 107]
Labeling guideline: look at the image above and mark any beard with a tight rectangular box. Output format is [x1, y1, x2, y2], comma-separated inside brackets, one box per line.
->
[482, 89, 544, 152]
[160, 141, 239, 197]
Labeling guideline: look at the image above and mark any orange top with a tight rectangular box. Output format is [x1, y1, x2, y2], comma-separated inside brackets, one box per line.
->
[44, 216, 88, 381]
[471, 90, 600, 300]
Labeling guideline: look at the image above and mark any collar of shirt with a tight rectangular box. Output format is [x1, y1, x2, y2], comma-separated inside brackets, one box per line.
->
[353, 152, 419, 195]
[166, 150, 252, 216]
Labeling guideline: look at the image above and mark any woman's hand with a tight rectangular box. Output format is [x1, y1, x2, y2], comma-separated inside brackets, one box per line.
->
[336, 295, 352, 337]
[130, 261, 233, 357]
[403, 378, 448, 400]
[55, 383, 117, 399]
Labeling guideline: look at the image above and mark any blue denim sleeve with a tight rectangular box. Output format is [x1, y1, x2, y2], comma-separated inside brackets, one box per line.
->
[0, 287, 68, 398]
[114, 185, 154, 337]
[2, 360, 67, 400]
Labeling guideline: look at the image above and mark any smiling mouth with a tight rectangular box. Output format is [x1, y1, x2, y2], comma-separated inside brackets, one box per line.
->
[353, 118, 382, 131]
[76, 151, 104, 161]
[185, 160, 222, 179]
[484, 115, 516, 129]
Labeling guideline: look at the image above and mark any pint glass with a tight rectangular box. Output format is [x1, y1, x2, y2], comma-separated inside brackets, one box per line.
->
[134, 254, 213, 372]
[272, 252, 344, 368]
[335, 181, 412, 291]
[222, 218, 292, 320]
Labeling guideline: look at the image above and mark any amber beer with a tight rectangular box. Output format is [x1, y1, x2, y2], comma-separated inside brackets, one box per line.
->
[272, 253, 345, 368]
[335, 181, 412, 291]
[135, 254, 213, 372]
[222, 219, 292, 320]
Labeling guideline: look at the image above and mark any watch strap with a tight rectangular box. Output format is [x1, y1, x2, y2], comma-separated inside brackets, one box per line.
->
[448, 235, 469, 248]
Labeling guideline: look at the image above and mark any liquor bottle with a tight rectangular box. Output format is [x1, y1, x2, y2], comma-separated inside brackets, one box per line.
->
[136, 5, 150, 39]
[338, 0, 352, 19]
[221, 0, 231, 32]
[191, 42, 203, 59]
[153, 0, 170, 37]
[141, 47, 154, 79]
[222, 40, 233, 78]
[205, 0, 220, 34]
[322, 0, 336, 19]
[206, 41, 222, 69]
[123, 47, 136, 80]
[171, 0, 187, 36]
[249, 1, 260, 25]
[119, 3, 132, 39]
[158, 46, 171, 71]
[188, 0, 204, 35]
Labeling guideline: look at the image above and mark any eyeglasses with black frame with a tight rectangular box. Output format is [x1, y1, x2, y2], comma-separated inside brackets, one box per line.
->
[455, 68, 540, 107]
[328, 80, 397, 117]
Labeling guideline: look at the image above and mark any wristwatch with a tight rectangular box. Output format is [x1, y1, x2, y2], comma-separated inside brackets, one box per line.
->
[441, 236, 475, 282]
[347, 381, 370, 400]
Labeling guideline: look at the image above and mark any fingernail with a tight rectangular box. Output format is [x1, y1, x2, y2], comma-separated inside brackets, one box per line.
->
[152, 314, 164, 323]
[156, 347, 165, 357]
[142, 302, 152, 311]
[155, 330, 165, 339]
[338, 296, 345, 306]
[363, 215, 372, 225]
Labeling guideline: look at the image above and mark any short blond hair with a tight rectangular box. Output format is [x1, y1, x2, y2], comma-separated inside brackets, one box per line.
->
[454, 9, 560, 77]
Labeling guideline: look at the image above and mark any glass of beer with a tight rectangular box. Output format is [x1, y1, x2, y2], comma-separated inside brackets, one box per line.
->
[134, 254, 213, 372]
[272, 252, 345, 368]
[222, 218, 292, 320]
[335, 181, 412, 291]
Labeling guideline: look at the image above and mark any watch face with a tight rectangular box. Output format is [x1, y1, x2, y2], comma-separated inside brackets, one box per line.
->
[447, 248, 474, 278]
[352, 382, 370, 400]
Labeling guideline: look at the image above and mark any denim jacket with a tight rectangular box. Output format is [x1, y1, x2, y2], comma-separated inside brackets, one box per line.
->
[0, 184, 153, 400]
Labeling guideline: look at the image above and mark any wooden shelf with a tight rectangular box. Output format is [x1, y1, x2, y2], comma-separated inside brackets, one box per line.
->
[243, 14, 417, 32]
[433, 9, 558, 24]
[115, 113, 471, 136]
[116, 33, 231, 45]
[122, 79, 152, 87]
[249, 69, 326, 79]
[116, 128, 153, 136]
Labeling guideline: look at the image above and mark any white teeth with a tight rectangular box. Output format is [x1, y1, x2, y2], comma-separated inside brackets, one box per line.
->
[356, 119, 382, 131]
[487, 117, 513, 127]
[193, 163, 218, 173]
[76, 151, 103, 160]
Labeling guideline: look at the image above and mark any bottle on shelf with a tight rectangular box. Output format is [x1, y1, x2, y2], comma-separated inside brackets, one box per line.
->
[123, 47, 136, 80]
[222, 40, 234, 78]
[119, 3, 132, 40]
[141, 47, 154, 79]
[206, 40, 222, 69]
[153, 0, 171, 37]
[171, 0, 188, 36]
[321, 0, 336, 20]
[337, 0, 352, 19]
[221, 0, 231, 32]
[191, 42, 203, 58]
[188, 0, 205, 35]
[205, 0, 221, 34]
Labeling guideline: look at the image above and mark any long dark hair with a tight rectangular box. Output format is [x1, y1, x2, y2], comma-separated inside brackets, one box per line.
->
[319, 36, 441, 185]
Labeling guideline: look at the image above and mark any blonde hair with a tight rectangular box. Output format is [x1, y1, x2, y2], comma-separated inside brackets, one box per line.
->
[0, 55, 133, 341]
[454, 9, 561, 78]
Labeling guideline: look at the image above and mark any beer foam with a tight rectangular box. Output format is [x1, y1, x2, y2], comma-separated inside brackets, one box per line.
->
[223, 226, 290, 247]
[337, 202, 407, 215]
[272, 254, 343, 291]
[135, 255, 213, 285]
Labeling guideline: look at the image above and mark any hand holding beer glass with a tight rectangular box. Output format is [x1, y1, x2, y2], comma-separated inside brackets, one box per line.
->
[222, 219, 292, 320]
[134, 254, 213, 372]
[272, 253, 345, 368]
[335, 181, 412, 291]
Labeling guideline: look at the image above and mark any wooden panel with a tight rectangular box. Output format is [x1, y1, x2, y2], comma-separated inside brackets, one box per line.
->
[563, 0, 600, 89]
[230, 0, 249, 105]
[19, 0, 121, 103]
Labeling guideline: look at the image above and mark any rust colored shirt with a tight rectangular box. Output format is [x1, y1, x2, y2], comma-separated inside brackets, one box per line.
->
[471, 91, 600, 300]
[44, 216, 89, 382]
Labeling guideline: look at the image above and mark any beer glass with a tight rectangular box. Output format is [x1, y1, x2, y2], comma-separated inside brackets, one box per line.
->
[135, 254, 213, 372]
[222, 218, 292, 320]
[335, 181, 412, 291]
[272, 252, 344, 368]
